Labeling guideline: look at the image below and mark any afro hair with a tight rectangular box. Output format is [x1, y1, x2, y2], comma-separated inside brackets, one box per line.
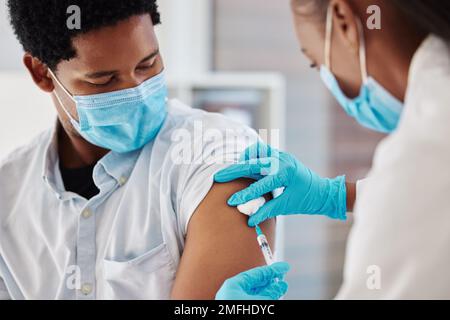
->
[7, 0, 161, 70]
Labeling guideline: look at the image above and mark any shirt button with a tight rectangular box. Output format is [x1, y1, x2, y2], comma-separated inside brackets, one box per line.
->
[82, 209, 92, 219]
[118, 176, 127, 186]
[81, 283, 93, 295]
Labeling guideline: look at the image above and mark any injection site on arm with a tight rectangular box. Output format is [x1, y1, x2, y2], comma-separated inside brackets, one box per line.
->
[170, 179, 276, 299]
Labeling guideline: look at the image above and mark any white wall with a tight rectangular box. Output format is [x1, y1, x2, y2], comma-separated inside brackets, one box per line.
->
[0, 73, 55, 158]
[0, 0, 23, 70]
[0, 1, 56, 158]
[156, 0, 211, 77]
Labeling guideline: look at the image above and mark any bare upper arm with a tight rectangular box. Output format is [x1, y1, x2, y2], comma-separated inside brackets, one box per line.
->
[170, 179, 275, 299]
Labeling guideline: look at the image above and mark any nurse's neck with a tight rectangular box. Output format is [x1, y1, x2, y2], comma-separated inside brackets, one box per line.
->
[367, 14, 428, 102]
[57, 121, 109, 169]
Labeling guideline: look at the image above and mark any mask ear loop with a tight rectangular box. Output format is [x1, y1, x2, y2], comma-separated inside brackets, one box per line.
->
[356, 19, 368, 83]
[324, 5, 333, 70]
[47, 69, 78, 122]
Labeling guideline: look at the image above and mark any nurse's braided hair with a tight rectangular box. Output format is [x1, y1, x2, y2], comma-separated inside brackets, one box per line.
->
[293, 0, 450, 41]
[392, 0, 450, 41]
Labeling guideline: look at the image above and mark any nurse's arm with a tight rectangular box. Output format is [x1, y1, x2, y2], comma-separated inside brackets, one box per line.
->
[346, 182, 357, 212]
[170, 179, 275, 299]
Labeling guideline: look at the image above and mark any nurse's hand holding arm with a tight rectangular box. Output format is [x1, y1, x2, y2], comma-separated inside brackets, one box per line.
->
[214, 142, 355, 227]
[215, 262, 290, 300]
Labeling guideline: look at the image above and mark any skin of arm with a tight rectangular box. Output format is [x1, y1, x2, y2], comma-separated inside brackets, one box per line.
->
[346, 182, 357, 212]
[171, 179, 275, 299]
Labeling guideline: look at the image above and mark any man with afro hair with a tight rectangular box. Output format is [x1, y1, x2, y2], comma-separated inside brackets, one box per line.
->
[0, 0, 276, 299]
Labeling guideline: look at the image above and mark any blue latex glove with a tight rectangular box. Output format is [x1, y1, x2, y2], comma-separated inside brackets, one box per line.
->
[215, 262, 290, 300]
[214, 142, 347, 227]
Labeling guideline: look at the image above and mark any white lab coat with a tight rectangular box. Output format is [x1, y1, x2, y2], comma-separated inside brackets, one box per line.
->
[337, 35, 450, 299]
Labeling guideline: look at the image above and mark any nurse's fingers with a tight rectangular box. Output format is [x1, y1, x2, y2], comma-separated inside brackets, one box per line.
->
[239, 142, 275, 162]
[227, 175, 283, 206]
[248, 195, 284, 227]
[243, 262, 291, 286]
[257, 280, 289, 300]
[214, 160, 270, 183]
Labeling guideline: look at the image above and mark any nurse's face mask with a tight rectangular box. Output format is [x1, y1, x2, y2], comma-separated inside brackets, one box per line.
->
[49, 69, 168, 153]
[320, 5, 403, 133]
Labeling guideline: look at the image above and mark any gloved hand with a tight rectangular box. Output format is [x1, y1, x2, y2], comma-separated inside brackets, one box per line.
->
[215, 262, 290, 300]
[214, 142, 347, 227]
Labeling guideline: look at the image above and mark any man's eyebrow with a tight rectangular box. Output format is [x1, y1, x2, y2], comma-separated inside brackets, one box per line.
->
[84, 49, 160, 79]
[139, 49, 160, 64]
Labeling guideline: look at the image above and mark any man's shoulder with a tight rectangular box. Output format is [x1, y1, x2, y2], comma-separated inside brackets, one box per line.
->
[158, 99, 258, 141]
[147, 98, 260, 186]
[0, 128, 52, 177]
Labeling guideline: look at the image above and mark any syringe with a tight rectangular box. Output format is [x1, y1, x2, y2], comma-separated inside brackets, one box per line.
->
[255, 225, 280, 284]
[255, 225, 275, 265]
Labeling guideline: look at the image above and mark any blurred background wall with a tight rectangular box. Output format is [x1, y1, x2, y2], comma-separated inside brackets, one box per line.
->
[0, 0, 384, 299]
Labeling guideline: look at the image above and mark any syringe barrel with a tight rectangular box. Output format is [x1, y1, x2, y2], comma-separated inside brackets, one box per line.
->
[257, 234, 275, 265]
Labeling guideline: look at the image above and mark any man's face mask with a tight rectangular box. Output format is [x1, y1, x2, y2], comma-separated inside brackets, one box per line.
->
[319, 5, 403, 133]
[49, 69, 168, 153]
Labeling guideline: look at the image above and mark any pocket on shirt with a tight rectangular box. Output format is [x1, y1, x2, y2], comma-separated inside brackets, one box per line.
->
[101, 243, 176, 299]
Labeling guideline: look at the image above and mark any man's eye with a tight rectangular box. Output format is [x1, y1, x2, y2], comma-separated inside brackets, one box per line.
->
[136, 64, 153, 71]
[88, 78, 114, 87]
[137, 58, 157, 71]
[310, 63, 318, 69]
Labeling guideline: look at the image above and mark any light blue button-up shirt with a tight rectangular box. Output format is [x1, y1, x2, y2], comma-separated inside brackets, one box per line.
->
[0, 100, 258, 299]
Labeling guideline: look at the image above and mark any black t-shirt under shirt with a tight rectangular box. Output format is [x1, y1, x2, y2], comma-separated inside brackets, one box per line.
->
[59, 163, 100, 200]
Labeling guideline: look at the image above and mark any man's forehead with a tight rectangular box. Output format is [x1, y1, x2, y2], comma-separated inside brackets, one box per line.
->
[63, 15, 158, 71]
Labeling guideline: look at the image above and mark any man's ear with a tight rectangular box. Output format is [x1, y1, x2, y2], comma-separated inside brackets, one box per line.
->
[23, 53, 55, 93]
[330, 0, 360, 54]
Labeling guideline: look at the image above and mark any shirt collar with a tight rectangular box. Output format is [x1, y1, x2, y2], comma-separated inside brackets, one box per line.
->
[41, 120, 142, 197]
[95, 147, 142, 187]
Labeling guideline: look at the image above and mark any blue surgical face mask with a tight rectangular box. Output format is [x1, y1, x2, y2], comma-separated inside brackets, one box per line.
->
[319, 6, 403, 133]
[49, 70, 168, 153]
